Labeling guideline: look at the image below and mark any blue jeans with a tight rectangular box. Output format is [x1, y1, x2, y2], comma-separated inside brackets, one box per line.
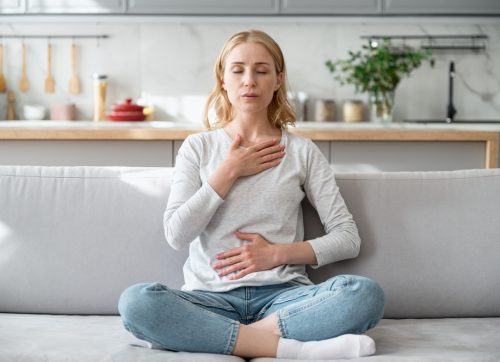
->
[118, 275, 385, 355]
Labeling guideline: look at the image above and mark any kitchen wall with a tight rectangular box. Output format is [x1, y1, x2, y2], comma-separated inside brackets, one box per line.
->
[0, 17, 499, 123]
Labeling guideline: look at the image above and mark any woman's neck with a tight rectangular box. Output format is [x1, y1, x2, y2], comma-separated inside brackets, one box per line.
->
[224, 115, 281, 147]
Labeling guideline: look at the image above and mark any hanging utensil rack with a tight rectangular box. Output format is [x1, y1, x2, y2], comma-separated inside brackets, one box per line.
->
[360, 34, 488, 52]
[0, 35, 109, 40]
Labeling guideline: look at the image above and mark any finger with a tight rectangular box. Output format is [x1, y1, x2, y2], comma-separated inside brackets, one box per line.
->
[230, 133, 241, 150]
[257, 159, 282, 171]
[234, 231, 257, 242]
[216, 247, 242, 260]
[258, 144, 285, 157]
[259, 150, 285, 164]
[250, 138, 279, 152]
[217, 262, 247, 277]
[229, 267, 254, 280]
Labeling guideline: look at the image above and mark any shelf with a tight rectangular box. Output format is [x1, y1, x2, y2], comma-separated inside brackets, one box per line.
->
[360, 34, 488, 51]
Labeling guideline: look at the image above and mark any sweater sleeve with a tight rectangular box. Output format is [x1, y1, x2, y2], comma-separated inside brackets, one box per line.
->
[303, 140, 361, 268]
[163, 135, 225, 250]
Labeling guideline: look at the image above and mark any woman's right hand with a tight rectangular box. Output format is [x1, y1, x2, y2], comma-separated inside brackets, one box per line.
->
[224, 133, 285, 178]
[208, 133, 285, 199]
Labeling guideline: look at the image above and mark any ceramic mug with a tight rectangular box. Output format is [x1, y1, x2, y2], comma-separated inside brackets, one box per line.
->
[50, 103, 76, 120]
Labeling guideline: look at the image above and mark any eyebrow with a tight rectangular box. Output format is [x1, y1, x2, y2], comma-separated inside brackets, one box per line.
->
[230, 62, 271, 66]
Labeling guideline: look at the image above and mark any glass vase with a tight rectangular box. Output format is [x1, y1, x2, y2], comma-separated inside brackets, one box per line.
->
[369, 90, 395, 123]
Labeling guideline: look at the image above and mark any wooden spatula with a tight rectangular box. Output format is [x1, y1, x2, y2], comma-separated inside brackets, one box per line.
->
[45, 42, 55, 93]
[69, 43, 80, 94]
[19, 43, 29, 93]
[0, 44, 6, 93]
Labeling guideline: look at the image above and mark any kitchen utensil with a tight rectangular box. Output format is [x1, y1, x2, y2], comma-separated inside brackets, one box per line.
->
[23, 105, 46, 120]
[69, 43, 80, 94]
[44, 42, 55, 93]
[0, 44, 6, 93]
[19, 43, 29, 92]
[107, 98, 146, 121]
[6, 91, 15, 120]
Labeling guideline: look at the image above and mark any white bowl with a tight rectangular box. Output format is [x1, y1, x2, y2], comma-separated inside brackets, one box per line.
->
[24, 105, 47, 120]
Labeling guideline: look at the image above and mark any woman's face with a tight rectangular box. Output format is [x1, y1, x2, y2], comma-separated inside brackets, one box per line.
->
[222, 42, 282, 118]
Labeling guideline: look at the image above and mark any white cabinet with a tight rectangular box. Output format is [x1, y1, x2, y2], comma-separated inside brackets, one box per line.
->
[26, 0, 126, 13]
[383, 0, 500, 15]
[0, 140, 175, 167]
[128, 0, 279, 14]
[329, 141, 486, 172]
[281, 0, 381, 15]
[0, 0, 25, 13]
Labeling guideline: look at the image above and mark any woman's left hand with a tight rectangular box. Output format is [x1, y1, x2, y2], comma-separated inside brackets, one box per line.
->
[213, 231, 280, 280]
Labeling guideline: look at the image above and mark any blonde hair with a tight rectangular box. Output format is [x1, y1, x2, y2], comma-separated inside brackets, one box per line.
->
[203, 29, 296, 130]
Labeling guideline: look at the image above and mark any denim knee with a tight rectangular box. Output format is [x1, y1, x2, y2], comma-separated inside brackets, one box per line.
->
[118, 283, 157, 326]
[325, 275, 385, 332]
[348, 275, 385, 330]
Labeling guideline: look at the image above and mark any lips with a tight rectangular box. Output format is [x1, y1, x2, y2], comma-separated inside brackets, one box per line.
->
[242, 93, 258, 98]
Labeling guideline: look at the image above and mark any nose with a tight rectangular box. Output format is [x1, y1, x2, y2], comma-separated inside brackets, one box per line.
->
[242, 71, 256, 88]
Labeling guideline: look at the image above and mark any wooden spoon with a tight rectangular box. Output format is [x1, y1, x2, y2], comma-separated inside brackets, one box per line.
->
[19, 43, 29, 92]
[69, 43, 80, 94]
[45, 42, 55, 93]
[0, 44, 6, 93]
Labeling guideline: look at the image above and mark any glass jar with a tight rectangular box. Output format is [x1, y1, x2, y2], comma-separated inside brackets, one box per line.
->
[93, 74, 108, 122]
[314, 99, 335, 122]
[343, 100, 364, 123]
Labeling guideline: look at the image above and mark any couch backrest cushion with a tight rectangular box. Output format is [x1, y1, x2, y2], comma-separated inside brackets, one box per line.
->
[306, 169, 500, 318]
[0, 166, 188, 315]
[1, 166, 499, 318]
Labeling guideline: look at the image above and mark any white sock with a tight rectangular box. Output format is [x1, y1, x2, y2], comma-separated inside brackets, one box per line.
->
[276, 334, 376, 360]
[144, 341, 164, 350]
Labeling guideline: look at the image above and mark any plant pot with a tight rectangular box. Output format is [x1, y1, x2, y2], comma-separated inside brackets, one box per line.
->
[369, 90, 395, 123]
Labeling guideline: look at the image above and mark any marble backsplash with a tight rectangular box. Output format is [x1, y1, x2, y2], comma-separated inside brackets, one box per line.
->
[0, 17, 499, 123]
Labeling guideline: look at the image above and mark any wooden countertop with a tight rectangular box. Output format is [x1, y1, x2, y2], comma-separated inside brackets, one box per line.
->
[0, 121, 498, 167]
[1, 120, 499, 140]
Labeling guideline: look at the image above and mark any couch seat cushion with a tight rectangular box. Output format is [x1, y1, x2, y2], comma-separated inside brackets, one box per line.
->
[255, 318, 500, 361]
[0, 313, 244, 362]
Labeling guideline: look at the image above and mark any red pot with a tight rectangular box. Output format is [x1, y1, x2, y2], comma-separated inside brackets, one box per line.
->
[107, 98, 146, 121]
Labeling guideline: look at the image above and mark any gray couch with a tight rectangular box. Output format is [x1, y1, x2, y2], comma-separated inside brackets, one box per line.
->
[1, 166, 499, 362]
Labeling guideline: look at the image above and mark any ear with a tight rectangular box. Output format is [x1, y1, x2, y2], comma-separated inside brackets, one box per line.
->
[275, 72, 283, 91]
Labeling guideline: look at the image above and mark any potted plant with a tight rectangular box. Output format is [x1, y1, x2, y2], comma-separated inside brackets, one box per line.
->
[325, 39, 434, 122]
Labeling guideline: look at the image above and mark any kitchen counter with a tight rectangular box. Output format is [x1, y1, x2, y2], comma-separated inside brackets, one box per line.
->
[0, 120, 498, 169]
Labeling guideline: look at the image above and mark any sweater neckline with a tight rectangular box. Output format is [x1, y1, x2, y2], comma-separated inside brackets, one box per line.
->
[219, 127, 286, 149]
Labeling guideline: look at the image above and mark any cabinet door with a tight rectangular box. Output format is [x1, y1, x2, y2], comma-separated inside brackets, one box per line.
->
[0, 0, 25, 13]
[383, 0, 500, 15]
[27, 0, 125, 13]
[281, 0, 381, 14]
[128, 0, 279, 14]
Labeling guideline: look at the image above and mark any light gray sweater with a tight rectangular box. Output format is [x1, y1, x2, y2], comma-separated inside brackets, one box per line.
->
[163, 127, 360, 292]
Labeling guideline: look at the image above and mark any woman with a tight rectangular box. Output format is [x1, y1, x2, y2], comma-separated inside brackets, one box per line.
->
[119, 29, 384, 360]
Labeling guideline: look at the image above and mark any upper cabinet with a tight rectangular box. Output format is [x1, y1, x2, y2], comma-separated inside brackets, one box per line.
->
[26, 0, 126, 13]
[383, 0, 500, 15]
[127, 0, 279, 15]
[0, 0, 25, 13]
[2, 0, 500, 15]
[281, 0, 381, 15]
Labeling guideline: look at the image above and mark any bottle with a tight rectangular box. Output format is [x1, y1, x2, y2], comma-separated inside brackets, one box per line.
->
[93, 74, 108, 122]
[6, 91, 16, 120]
